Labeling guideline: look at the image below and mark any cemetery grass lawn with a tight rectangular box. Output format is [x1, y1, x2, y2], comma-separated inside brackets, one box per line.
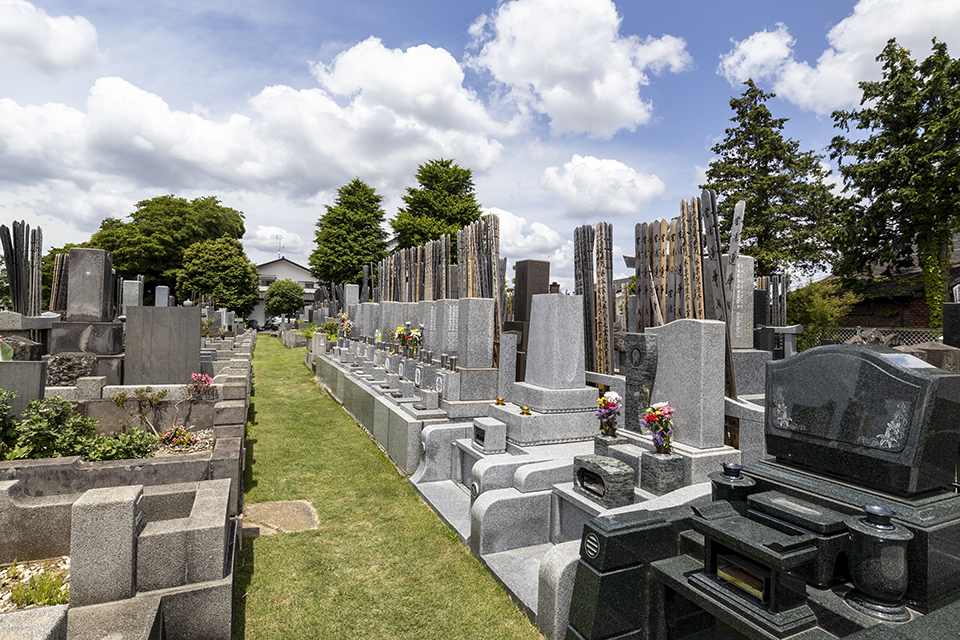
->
[234, 337, 544, 640]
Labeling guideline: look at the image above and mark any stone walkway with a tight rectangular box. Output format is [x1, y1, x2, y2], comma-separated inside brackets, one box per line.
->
[242, 499, 319, 537]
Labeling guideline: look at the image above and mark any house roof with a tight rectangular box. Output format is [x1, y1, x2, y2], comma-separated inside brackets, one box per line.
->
[838, 232, 960, 300]
[256, 256, 311, 272]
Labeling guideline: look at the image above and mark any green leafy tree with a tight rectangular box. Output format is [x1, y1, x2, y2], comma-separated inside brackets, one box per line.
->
[86, 195, 245, 296]
[829, 38, 960, 327]
[263, 279, 305, 319]
[701, 80, 838, 277]
[787, 280, 862, 351]
[310, 178, 388, 285]
[390, 158, 483, 258]
[177, 237, 259, 316]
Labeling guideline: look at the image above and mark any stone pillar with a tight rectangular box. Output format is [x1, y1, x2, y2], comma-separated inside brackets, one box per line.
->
[70, 485, 143, 606]
[730, 255, 755, 349]
[155, 285, 170, 307]
[498, 331, 520, 401]
[457, 297, 494, 368]
[525, 293, 586, 389]
[623, 333, 657, 433]
[436, 299, 460, 358]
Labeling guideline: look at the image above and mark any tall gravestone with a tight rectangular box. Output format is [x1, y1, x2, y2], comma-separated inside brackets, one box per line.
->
[121, 280, 143, 317]
[730, 255, 755, 349]
[513, 260, 549, 323]
[65, 248, 113, 322]
[124, 307, 202, 385]
[435, 299, 459, 358]
[645, 319, 725, 448]
[155, 285, 170, 307]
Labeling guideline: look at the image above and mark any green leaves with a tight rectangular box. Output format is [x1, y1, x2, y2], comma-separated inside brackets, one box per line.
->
[309, 178, 388, 285]
[701, 80, 838, 277]
[177, 237, 260, 316]
[264, 279, 305, 318]
[87, 195, 246, 296]
[829, 38, 960, 326]
[390, 158, 483, 258]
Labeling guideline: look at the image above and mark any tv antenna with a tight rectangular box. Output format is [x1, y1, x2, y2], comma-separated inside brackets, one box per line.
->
[276, 235, 284, 258]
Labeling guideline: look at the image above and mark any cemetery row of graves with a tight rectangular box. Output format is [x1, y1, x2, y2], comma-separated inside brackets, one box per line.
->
[0, 224, 251, 638]
[2, 187, 960, 638]
[296, 191, 960, 640]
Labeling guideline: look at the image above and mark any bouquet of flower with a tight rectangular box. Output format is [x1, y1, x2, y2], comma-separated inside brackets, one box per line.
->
[339, 313, 354, 336]
[595, 391, 622, 436]
[642, 402, 676, 453]
[404, 324, 424, 350]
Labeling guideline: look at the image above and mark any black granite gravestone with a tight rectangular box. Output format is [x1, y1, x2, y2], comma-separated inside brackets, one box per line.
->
[765, 344, 960, 495]
[945, 303, 960, 349]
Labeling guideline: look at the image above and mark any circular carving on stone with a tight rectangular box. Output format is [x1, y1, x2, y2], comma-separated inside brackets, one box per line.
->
[630, 347, 643, 366]
[420, 442, 426, 457]
[436, 376, 443, 394]
[471, 483, 479, 500]
[584, 532, 601, 558]
[398, 363, 404, 377]
[415, 368, 422, 386]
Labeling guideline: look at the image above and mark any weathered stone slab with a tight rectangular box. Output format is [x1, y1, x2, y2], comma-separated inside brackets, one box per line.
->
[525, 294, 586, 389]
[125, 307, 202, 385]
[66, 248, 114, 322]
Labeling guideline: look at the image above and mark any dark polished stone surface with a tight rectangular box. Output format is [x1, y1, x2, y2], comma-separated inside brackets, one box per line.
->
[765, 345, 960, 496]
[623, 332, 657, 433]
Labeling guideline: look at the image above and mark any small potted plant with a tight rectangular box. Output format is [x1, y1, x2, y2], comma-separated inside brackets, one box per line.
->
[642, 402, 676, 454]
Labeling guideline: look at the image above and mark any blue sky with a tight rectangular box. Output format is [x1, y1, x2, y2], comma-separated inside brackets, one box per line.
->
[1, 0, 958, 290]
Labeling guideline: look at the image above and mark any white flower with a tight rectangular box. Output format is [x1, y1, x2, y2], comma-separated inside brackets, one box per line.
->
[603, 391, 622, 404]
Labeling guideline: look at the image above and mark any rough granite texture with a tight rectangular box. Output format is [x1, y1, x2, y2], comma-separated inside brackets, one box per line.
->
[435, 299, 460, 358]
[573, 455, 634, 509]
[646, 319, 725, 449]
[457, 297, 494, 368]
[525, 294, 586, 389]
[66, 248, 114, 322]
[623, 333, 657, 434]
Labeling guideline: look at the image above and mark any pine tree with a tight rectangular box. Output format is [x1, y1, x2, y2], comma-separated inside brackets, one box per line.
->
[701, 80, 838, 277]
[390, 158, 482, 257]
[309, 178, 388, 285]
[829, 38, 960, 327]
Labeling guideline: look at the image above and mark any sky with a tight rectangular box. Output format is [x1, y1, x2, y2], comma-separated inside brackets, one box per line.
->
[1, 0, 959, 291]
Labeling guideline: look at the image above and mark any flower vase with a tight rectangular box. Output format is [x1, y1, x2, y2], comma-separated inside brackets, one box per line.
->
[594, 433, 629, 456]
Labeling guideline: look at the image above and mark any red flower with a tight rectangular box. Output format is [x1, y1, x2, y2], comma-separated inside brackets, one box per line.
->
[647, 414, 659, 421]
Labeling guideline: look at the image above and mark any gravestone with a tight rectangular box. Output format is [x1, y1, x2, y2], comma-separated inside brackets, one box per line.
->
[514, 260, 549, 323]
[645, 319, 725, 448]
[753, 288, 769, 327]
[766, 344, 960, 494]
[345, 283, 359, 320]
[65, 248, 113, 322]
[121, 280, 143, 316]
[124, 307, 202, 385]
[155, 285, 170, 307]
[730, 255, 755, 349]
[945, 303, 960, 349]
[622, 333, 657, 433]
[436, 299, 460, 359]
[418, 300, 437, 352]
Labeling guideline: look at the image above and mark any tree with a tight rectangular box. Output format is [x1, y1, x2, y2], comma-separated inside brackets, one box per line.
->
[829, 38, 960, 327]
[390, 158, 483, 257]
[86, 195, 246, 296]
[309, 178, 388, 285]
[177, 238, 259, 316]
[701, 80, 838, 277]
[787, 280, 862, 351]
[263, 279, 304, 318]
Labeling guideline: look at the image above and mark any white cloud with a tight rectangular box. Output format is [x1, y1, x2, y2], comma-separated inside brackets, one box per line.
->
[245, 225, 307, 256]
[492, 206, 575, 288]
[467, 0, 692, 138]
[0, 0, 101, 73]
[718, 0, 960, 114]
[539, 155, 665, 217]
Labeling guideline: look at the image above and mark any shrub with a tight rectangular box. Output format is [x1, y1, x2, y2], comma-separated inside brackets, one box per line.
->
[0, 389, 17, 458]
[83, 429, 159, 461]
[187, 373, 215, 398]
[323, 321, 338, 341]
[3, 396, 159, 462]
[7, 397, 97, 459]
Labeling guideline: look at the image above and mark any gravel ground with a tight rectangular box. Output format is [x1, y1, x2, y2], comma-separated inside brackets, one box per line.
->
[152, 428, 215, 456]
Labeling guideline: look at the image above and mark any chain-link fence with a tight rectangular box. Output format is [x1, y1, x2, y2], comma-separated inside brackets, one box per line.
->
[823, 327, 943, 346]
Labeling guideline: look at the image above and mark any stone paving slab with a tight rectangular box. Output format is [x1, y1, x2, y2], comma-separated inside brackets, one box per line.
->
[242, 500, 319, 537]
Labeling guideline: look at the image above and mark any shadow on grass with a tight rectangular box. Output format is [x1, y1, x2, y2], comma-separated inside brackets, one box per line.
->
[231, 537, 254, 640]
[243, 431, 257, 495]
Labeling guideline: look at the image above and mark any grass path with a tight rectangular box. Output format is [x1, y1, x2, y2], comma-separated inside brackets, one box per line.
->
[232, 336, 544, 640]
